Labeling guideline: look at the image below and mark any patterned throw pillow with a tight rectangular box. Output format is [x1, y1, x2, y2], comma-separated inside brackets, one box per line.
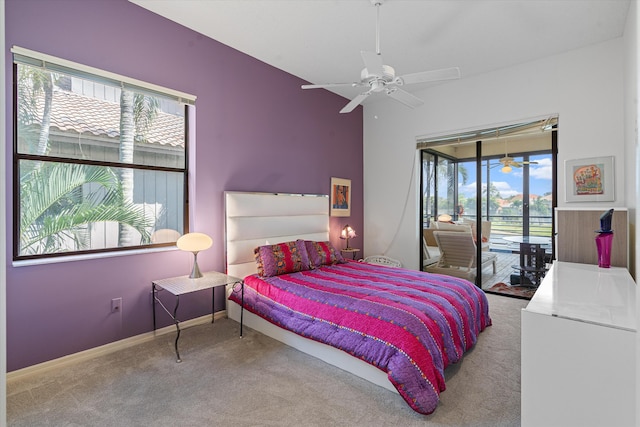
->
[254, 240, 311, 277]
[303, 240, 346, 268]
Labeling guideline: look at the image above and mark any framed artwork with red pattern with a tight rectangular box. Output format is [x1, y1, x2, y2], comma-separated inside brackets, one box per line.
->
[330, 177, 351, 217]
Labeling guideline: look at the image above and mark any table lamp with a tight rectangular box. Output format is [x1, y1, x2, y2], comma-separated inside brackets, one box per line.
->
[176, 232, 212, 278]
[340, 224, 356, 250]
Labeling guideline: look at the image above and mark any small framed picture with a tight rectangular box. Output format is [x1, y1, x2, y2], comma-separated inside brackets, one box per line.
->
[565, 156, 614, 202]
[330, 177, 351, 217]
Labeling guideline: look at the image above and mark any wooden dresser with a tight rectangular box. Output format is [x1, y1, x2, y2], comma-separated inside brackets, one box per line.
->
[521, 261, 636, 427]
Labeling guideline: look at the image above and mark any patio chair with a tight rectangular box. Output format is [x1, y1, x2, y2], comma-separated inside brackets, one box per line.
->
[436, 220, 491, 251]
[461, 218, 492, 251]
[422, 230, 441, 268]
[426, 230, 497, 282]
[423, 238, 440, 268]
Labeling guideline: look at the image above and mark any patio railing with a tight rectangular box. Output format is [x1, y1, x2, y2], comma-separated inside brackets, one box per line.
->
[481, 214, 553, 253]
[484, 214, 553, 238]
[424, 213, 553, 244]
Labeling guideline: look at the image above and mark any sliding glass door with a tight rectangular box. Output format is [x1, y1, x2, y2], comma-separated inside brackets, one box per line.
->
[419, 119, 557, 288]
[484, 152, 553, 244]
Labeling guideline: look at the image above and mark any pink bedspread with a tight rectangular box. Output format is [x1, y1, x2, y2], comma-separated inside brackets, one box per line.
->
[228, 260, 491, 414]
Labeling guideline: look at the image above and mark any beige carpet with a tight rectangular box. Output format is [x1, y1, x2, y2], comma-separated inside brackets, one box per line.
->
[8, 294, 527, 427]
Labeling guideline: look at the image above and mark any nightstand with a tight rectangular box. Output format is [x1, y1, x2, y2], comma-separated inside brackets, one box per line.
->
[340, 248, 360, 260]
[152, 271, 242, 362]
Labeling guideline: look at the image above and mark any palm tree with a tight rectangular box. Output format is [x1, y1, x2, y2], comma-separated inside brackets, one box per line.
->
[17, 64, 159, 256]
[485, 182, 501, 214]
[118, 89, 159, 247]
[422, 155, 469, 221]
[19, 162, 151, 255]
[17, 66, 56, 156]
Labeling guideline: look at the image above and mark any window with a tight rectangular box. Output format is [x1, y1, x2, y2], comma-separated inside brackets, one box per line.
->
[13, 48, 195, 260]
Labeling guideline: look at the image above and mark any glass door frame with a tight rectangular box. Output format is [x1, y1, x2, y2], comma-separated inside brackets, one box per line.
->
[419, 131, 558, 287]
[420, 141, 485, 286]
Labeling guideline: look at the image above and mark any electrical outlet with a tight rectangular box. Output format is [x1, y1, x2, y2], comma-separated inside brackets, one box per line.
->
[111, 297, 122, 313]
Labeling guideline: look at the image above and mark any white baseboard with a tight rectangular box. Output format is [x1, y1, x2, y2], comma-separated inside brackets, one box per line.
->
[7, 310, 227, 383]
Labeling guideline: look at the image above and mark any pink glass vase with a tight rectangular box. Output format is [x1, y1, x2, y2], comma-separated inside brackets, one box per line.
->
[595, 232, 613, 268]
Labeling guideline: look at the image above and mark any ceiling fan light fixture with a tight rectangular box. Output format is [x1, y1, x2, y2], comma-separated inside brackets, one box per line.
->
[501, 165, 512, 173]
[300, 0, 460, 113]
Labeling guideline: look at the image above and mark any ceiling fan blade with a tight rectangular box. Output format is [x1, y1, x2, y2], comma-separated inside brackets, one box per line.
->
[512, 162, 523, 168]
[301, 82, 363, 90]
[398, 67, 461, 85]
[386, 87, 424, 109]
[522, 161, 539, 165]
[340, 92, 371, 114]
[360, 51, 385, 77]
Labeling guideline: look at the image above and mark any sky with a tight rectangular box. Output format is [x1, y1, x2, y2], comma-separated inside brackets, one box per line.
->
[457, 154, 553, 199]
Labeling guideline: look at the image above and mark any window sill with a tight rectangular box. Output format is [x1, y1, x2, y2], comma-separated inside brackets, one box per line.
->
[12, 246, 178, 268]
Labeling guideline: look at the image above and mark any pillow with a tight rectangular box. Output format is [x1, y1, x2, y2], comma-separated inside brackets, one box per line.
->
[462, 218, 477, 233]
[254, 240, 311, 277]
[462, 219, 489, 242]
[303, 240, 346, 267]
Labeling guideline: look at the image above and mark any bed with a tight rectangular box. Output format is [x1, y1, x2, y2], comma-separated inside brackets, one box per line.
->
[224, 191, 491, 415]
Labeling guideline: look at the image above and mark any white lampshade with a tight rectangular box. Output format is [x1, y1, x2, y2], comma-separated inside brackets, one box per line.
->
[176, 232, 212, 278]
[501, 165, 512, 173]
[177, 232, 212, 253]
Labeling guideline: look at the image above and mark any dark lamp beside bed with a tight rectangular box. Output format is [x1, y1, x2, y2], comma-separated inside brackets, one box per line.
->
[176, 232, 213, 278]
[340, 225, 357, 249]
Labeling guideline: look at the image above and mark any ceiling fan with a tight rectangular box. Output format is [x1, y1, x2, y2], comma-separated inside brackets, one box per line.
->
[492, 141, 538, 173]
[301, 0, 461, 114]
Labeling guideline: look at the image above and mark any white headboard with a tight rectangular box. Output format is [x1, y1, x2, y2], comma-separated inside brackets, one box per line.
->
[225, 191, 330, 279]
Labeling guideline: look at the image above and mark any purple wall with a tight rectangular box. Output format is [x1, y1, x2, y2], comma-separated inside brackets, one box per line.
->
[5, 0, 363, 371]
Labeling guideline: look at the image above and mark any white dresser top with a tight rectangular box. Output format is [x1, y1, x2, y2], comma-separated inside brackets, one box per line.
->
[524, 261, 636, 331]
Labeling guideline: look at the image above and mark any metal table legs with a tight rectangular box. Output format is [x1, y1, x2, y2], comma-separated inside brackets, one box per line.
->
[173, 296, 181, 362]
[153, 280, 245, 361]
[152, 285, 184, 363]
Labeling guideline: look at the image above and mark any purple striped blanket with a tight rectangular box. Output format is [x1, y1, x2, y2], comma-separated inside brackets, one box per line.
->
[228, 260, 491, 414]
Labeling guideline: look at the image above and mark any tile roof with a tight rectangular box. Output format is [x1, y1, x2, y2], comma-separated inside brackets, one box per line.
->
[30, 88, 184, 148]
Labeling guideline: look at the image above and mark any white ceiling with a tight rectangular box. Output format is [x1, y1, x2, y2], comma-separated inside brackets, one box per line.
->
[130, 0, 630, 104]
